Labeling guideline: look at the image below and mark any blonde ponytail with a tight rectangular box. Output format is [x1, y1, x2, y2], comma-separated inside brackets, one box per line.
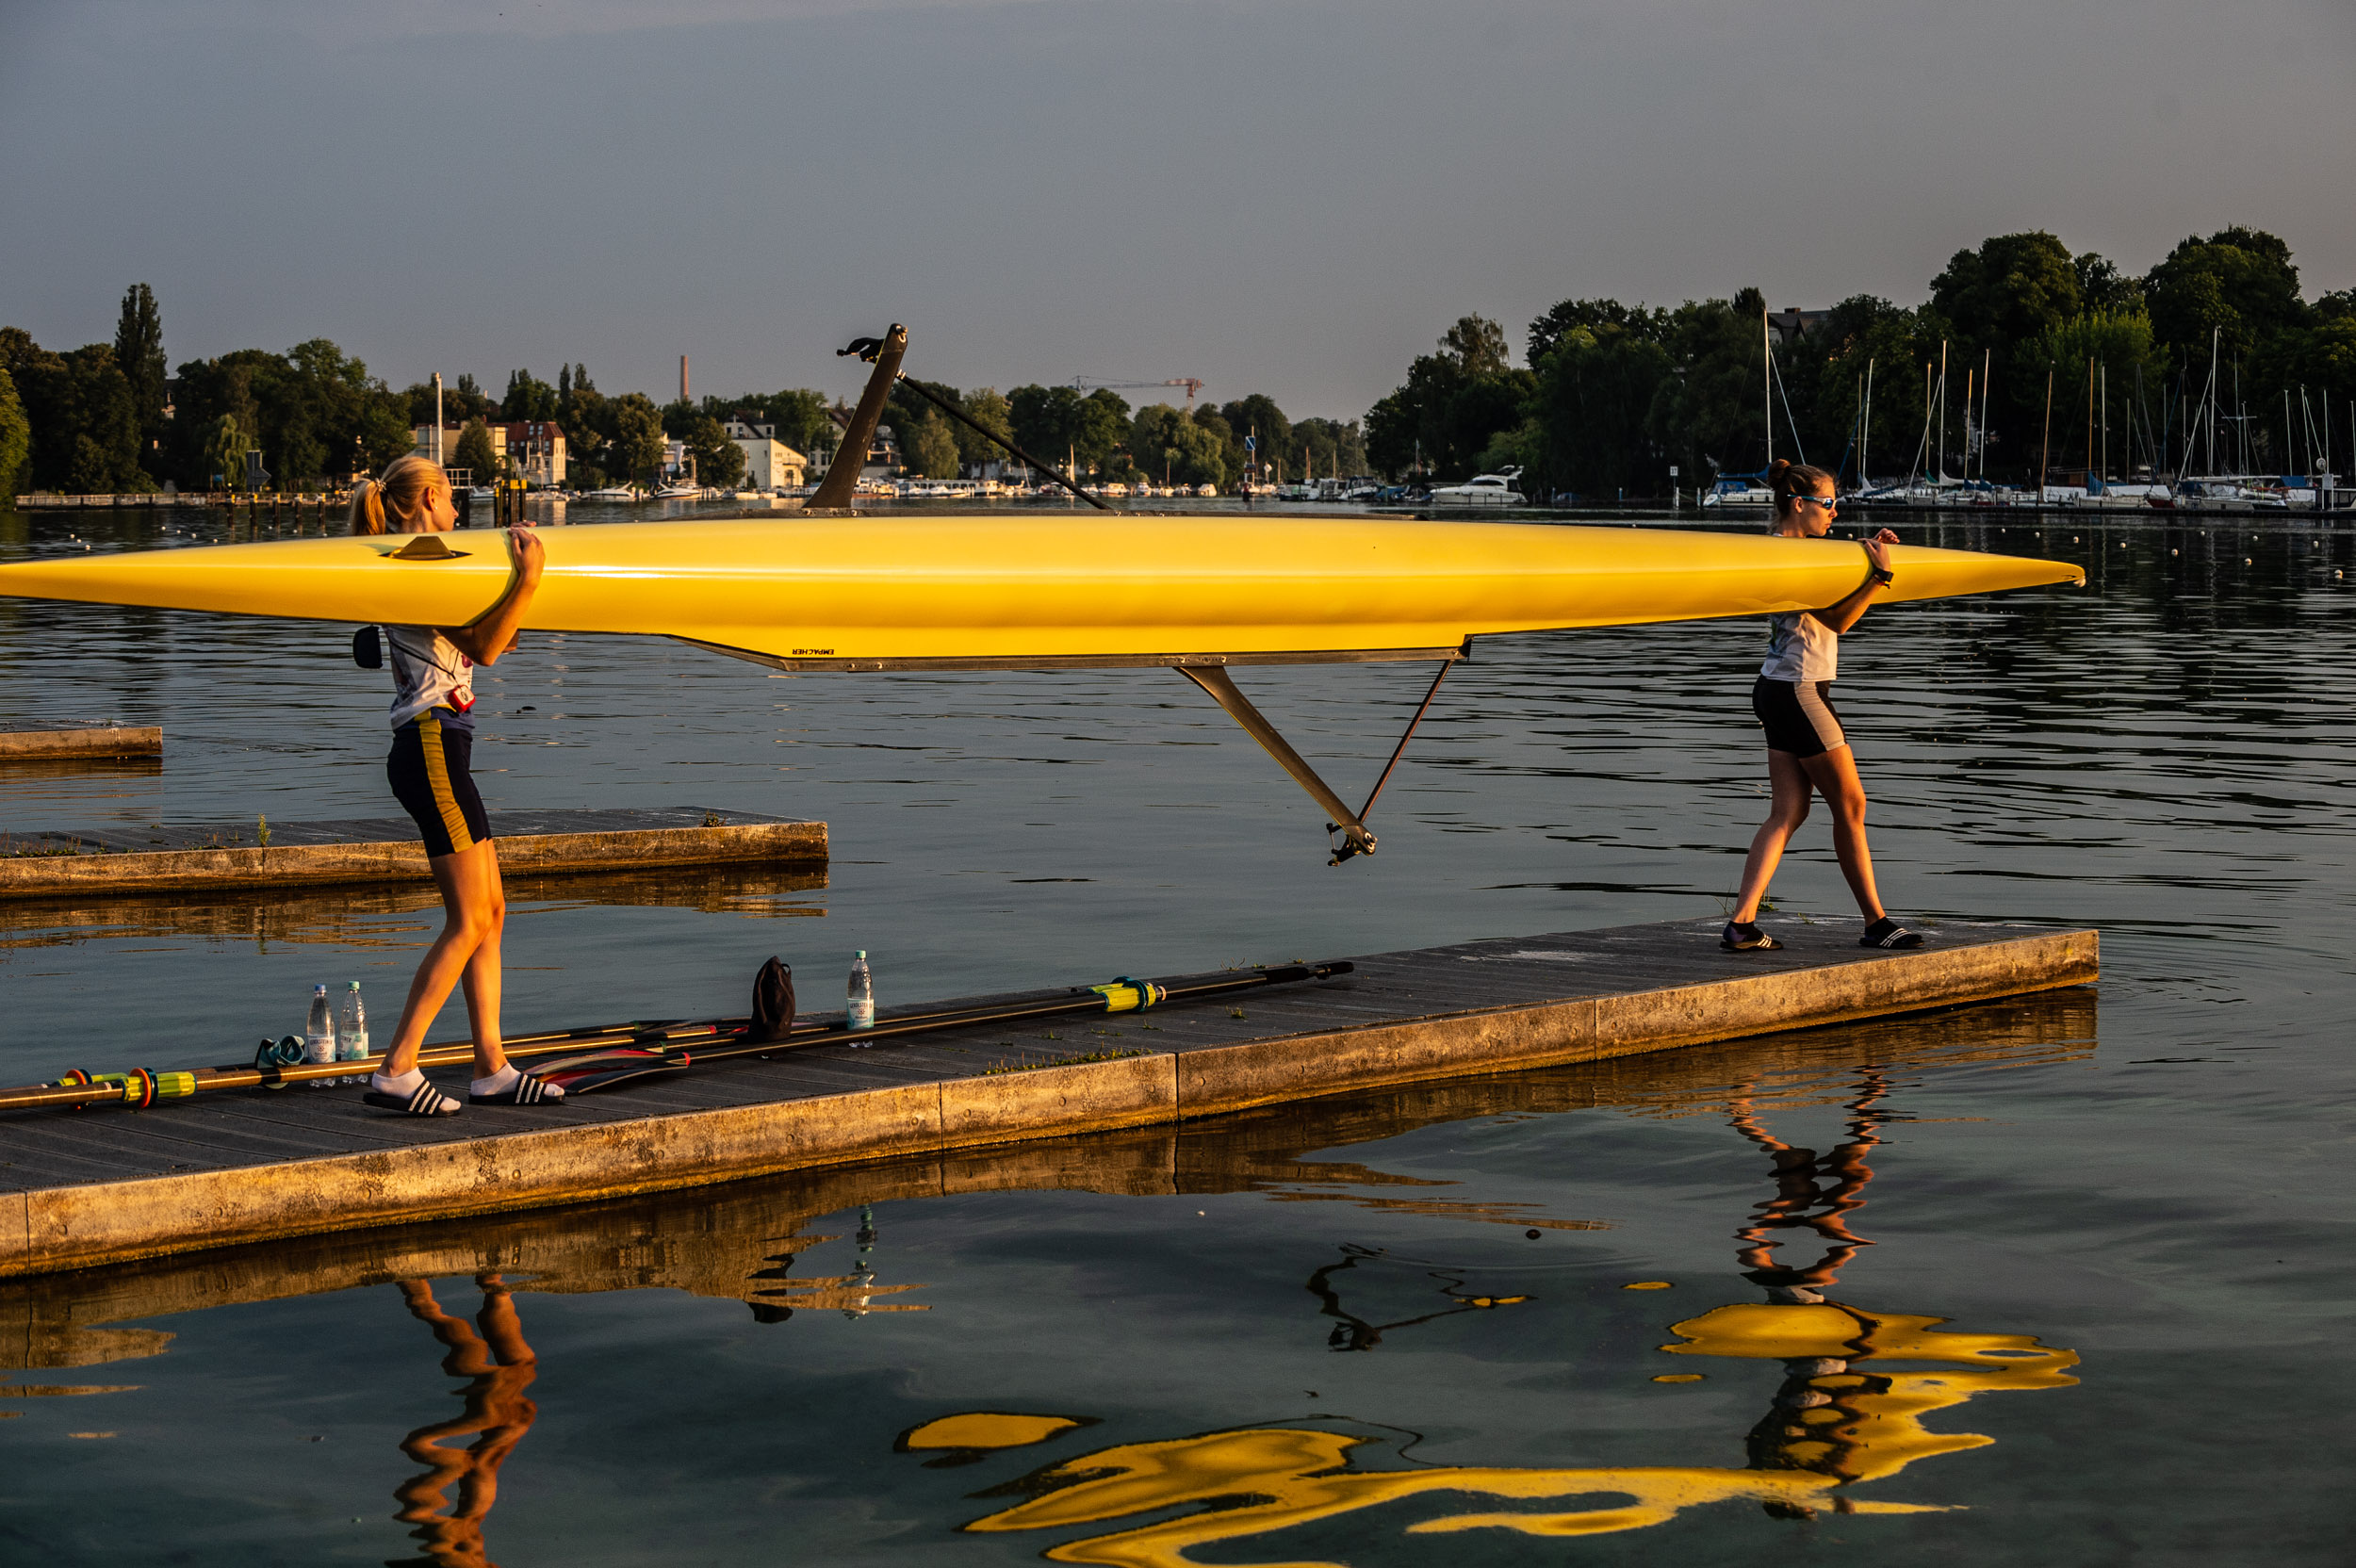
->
[350, 453, 448, 535]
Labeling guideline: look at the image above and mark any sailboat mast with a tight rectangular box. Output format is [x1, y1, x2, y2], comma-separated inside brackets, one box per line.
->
[2206, 327, 2219, 476]
[1862, 357, 1874, 486]
[1980, 349, 1992, 481]
[2101, 362, 2108, 488]
[1937, 341, 1949, 482]
[1763, 302, 1774, 471]
[1963, 367, 1975, 483]
[2038, 368, 2054, 504]
[2085, 358, 2095, 491]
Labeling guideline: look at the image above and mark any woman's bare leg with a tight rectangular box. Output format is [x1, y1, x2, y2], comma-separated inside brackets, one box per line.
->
[384, 841, 504, 1076]
[456, 842, 509, 1077]
[1731, 749, 1815, 923]
[1797, 745, 1888, 923]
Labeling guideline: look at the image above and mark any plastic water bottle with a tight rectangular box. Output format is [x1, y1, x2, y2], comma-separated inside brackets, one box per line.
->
[303, 985, 335, 1086]
[846, 951, 875, 1033]
[335, 982, 370, 1085]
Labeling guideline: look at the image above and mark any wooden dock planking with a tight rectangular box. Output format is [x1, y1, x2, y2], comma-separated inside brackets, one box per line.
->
[0, 988, 2101, 1360]
[0, 917, 2097, 1279]
[0, 807, 826, 898]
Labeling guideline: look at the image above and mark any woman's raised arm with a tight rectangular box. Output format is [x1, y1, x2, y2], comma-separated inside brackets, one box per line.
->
[444, 528, 545, 666]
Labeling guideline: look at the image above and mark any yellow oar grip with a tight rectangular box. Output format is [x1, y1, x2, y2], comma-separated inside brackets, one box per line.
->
[1090, 978, 1168, 1014]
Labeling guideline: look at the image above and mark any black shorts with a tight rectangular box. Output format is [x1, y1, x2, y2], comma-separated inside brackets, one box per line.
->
[387, 711, 490, 858]
[1752, 677, 1848, 759]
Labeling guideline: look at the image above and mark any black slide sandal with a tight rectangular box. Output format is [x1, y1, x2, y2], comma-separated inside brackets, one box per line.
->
[470, 1071, 564, 1106]
[1860, 917, 1924, 949]
[1722, 921, 1782, 952]
[364, 1080, 463, 1116]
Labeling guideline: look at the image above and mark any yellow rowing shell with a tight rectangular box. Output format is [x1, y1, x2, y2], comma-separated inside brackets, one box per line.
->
[0, 516, 2081, 667]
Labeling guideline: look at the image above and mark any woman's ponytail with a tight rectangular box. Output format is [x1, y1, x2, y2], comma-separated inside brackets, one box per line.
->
[349, 453, 447, 535]
[350, 479, 386, 535]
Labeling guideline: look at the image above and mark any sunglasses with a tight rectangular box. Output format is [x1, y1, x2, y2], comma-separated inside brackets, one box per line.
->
[1792, 494, 1838, 511]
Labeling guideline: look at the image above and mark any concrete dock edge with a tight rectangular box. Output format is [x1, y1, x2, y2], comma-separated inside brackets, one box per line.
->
[0, 727, 161, 760]
[0, 819, 828, 898]
[0, 928, 2095, 1279]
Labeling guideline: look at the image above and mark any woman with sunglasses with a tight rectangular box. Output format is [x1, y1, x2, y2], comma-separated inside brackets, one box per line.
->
[1723, 459, 1922, 954]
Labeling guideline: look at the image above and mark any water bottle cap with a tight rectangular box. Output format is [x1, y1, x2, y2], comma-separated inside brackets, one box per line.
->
[313, 984, 327, 992]
[856, 949, 867, 958]
[347, 980, 361, 988]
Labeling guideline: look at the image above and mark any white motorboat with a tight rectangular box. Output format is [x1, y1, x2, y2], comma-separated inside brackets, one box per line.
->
[1699, 477, 1772, 509]
[1428, 466, 1527, 506]
[581, 485, 640, 500]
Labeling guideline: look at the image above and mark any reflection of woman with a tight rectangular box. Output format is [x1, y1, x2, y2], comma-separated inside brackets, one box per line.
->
[350, 456, 561, 1115]
[393, 1274, 539, 1568]
[1723, 460, 1922, 954]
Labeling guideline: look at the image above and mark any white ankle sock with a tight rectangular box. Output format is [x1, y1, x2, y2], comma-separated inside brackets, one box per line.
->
[372, 1068, 425, 1094]
[472, 1065, 519, 1096]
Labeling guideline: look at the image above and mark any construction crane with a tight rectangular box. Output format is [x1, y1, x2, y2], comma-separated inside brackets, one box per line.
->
[1068, 376, 1205, 409]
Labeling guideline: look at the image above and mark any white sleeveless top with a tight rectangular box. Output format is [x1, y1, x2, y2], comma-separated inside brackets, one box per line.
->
[384, 625, 476, 729]
[1759, 611, 1839, 683]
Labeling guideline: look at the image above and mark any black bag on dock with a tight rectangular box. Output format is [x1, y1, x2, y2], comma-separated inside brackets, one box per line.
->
[750, 957, 796, 1043]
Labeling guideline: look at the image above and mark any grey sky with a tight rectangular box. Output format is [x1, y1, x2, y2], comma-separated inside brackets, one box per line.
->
[4, 0, 2350, 419]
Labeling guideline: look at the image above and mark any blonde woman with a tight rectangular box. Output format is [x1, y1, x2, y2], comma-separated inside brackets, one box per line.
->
[351, 455, 559, 1114]
[1723, 459, 1922, 954]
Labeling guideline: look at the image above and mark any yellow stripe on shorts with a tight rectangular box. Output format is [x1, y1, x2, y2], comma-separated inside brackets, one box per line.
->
[417, 712, 476, 856]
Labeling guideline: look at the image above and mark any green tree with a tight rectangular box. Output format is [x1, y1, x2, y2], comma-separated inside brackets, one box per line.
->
[1075, 388, 1130, 470]
[1646, 287, 1774, 483]
[610, 395, 665, 486]
[203, 414, 245, 489]
[452, 417, 499, 484]
[1009, 384, 1086, 471]
[0, 368, 27, 498]
[2143, 227, 2305, 364]
[1219, 393, 1292, 477]
[1932, 232, 2082, 352]
[685, 414, 747, 487]
[1130, 403, 1226, 486]
[1361, 318, 1530, 482]
[905, 409, 960, 479]
[501, 368, 558, 420]
[113, 284, 167, 463]
[1527, 306, 1673, 498]
[957, 386, 1012, 464]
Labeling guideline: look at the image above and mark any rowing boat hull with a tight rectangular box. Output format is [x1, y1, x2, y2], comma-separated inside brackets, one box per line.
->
[0, 516, 2082, 666]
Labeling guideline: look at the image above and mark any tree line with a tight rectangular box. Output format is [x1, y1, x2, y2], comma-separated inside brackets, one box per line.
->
[0, 285, 1366, 497]
[1370, 226, 2356, 496]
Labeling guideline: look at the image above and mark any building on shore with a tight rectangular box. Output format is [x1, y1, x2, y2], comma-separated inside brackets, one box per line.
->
[722, 417, 808, 490]
[410, 421, 568, 487]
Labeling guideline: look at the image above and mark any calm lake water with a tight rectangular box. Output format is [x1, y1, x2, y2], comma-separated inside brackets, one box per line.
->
[1, 500, 2349, 1564]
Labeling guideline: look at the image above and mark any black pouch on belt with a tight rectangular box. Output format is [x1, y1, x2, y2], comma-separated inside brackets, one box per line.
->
[352, 625, 383, 669]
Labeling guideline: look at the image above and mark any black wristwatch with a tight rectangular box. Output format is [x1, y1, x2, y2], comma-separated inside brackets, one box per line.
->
[1868, 567, 1895, 586]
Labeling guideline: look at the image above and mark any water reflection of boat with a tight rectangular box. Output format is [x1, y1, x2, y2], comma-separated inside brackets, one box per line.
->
[908, 1032, 2084, 1560]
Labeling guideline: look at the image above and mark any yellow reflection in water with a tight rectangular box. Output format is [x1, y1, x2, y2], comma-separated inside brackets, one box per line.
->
[933, 1060, 2081, 1566]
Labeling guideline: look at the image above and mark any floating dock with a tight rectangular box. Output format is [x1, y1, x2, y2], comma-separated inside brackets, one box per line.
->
[0, 986, 2096, 1356]
[0, 807, 827, 898]
[0, 917, 2094, 1280]
[0, 726, 161, 761]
